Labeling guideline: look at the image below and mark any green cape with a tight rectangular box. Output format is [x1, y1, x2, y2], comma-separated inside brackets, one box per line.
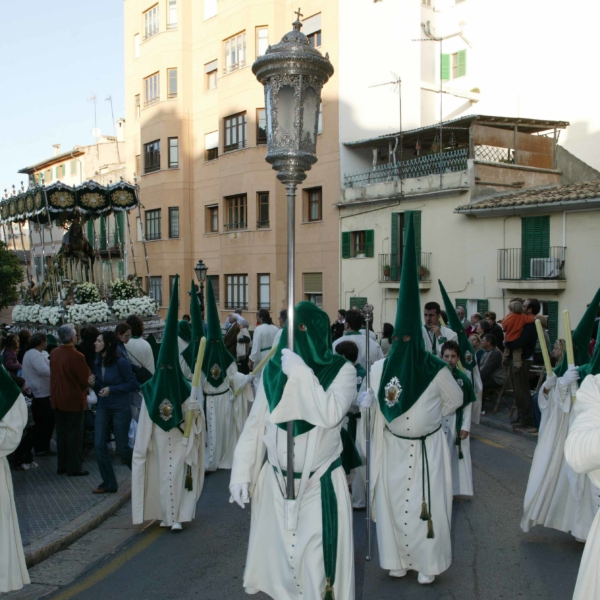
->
[578, 333, 600, 379]
[142, 275, 191, 432]
[377, 213, 447, 422]
[451, 366, 476, 409]
[189, 279, 205, 365]
[201, 276, 235, 388]
[264, 300, 347, 437]
[178, 319, 194, 371]
[554, 287, 600, 376]
[439, 279, 477, 373]
[0, 362, 21, 421]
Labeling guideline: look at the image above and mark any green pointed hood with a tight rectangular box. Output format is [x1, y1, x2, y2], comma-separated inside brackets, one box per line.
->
[142, 275, 191, 431]
[201, 276, 235, 387]
[579, 333, 600, 379]
[377, 213, 447, 422]
[0, 362, 21, 421]
[178, 319, 194, 371]
[554, 287, 600, 376]
[264, 300, 347, 437]
[189, 279, 205, 365]
[439, 279, 477, 373]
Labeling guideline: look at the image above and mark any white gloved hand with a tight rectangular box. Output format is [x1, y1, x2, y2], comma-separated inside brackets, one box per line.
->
[187, 398, 201, 414]
[543, 374, 557, 390]
[359, 389, 376, 408]
[281, 349, 306, 376]
[230, 482, 250, 509]
[242, 373, 255, 388]
[559, 365, 580, 388]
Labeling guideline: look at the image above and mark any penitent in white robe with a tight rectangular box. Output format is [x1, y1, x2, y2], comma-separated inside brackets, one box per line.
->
[0, 395, 30, 593]
[442, 403, 473, 497]
[230, 361, 357, 600]
[369, 360, 463, 576]
[204, 363, 253, 471]
[332, 331, 383, 372]
[422, 325, 458, 358]
[177, 338, 194, 381]
[565, 374, 600, 600]
[132, 398, 205, 526]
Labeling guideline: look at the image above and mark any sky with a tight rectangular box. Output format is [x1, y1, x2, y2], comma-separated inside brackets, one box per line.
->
[0, 0, 124, 190]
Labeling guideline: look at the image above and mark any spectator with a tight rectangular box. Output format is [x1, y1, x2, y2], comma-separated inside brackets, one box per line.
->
[182, 314, 191, 323]
[2, 334, 22, 379]
[479, 334, 506, 391]
[92, 331, 139, 494]
[469, 333, 484, 363]
[278, 309, 288, 329]
[456, 306, 469, 329]
[466, 313, 482, 337]
[236, 319, 251, 375]
[502, 301, 535, 371]
[380, 323, 394, 357]
[124, 315, 155, 417]
[17, 330, 31, 364]
[552, 338, 566, 368]
[223, 314, 241, 357]
[22, 333, 55, 456]
[10, 375, 37, 471]
[115, 323, 134, 366]
[331, 310, 346, 342]
[51, 324, 91, 476]
[76, 326, 100, 371]
[484, 311, 505, 352]
[475, 319, 492, 338]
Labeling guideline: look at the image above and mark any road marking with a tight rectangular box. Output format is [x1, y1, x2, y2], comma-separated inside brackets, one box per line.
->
[51, 525, 163, 600]
[471, 434, 533, 462]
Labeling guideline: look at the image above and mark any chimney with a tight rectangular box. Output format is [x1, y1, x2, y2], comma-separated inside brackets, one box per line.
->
[53, 144, 61, 156]
[116, 118, 126, 143]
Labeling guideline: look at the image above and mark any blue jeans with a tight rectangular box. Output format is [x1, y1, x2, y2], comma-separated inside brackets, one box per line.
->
[94, 404, 132, 492]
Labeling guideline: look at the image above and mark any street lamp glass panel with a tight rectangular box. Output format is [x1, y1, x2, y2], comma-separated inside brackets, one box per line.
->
[275, 85, 296, 146]
[301, 87, 318, 148]
[195, 261, 208, 282]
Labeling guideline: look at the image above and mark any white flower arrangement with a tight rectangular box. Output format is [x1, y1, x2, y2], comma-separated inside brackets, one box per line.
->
[67, 301, 112, 325]
[112, 296, 158, 320]
[110, 278, 137, 301]
[38, 306, 62, 326]
[74, 282, 100, 304]
[12, 304, 40, 323]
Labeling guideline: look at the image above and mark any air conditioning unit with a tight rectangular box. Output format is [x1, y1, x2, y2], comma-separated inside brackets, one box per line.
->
[530, 258, 560, 278]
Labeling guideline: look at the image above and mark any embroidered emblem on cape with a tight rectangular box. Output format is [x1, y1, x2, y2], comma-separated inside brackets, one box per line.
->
[384, 377, 402, 408]
[457, 378, 464, 387]
[159, 399, 174, 421]
[464, 351, 473, 365]
[210, 363, 222, 380]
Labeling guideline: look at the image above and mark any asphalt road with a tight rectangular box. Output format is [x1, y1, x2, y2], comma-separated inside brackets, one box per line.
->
[43, 424, 583, 600]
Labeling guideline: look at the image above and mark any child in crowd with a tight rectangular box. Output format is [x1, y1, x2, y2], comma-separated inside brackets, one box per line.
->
[502, 300, 535, 370]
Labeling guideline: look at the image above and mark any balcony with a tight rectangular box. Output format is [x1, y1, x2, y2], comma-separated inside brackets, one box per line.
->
[497, 247, 567, 290]
[379, 252, 432, 289]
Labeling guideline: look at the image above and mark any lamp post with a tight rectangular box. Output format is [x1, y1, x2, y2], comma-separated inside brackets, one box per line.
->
[253, 10, 333, 503]
[194, 259, 208, 314]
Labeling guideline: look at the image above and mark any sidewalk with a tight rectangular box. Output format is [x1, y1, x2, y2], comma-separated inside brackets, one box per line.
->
[479, 393, 539, 443]
[12, 450, 131, 567]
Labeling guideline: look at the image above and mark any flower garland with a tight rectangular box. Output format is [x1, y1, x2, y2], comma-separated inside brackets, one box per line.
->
[67, 302, 112, 325]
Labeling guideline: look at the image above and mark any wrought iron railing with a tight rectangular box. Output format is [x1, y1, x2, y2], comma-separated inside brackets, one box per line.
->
[498, 247, 566, 281]
[379, 252, 431, 283]
[224, 221, 247, 231]
[344, 147, 468, 188]
[224, 301, 249, 310]
[224, 140, 248, 153]
[257, 220, 270, 229]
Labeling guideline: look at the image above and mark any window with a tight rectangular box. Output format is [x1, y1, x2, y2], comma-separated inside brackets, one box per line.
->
[303, 13, 322, 47]
[224, 31, 246, 74]
[34, 255, 42, 279]
[135, 154, 141, 176]
[521, 216, 550, 279]
[168, 207, 179, 238]
[205, 60, 218, 90]
[456, 299, 489, 318]
[422, 0, 432, 5]
[144, 5, 159, 40]
[224, 112, 247, 152]
[134, 33, 140, 58]
[167, 68, 178, 98]
[256, 26, 269, 57]
[257, 192, 269, 228]
[135, 94, 141, 118]
[208, 274, 220, 304]
[225, 194, 247, 230]
[341, 230, 374, 258]
[226, 274, 248, 309]
[70, 160, 77, 176]
[349, 297, 368, 311]
[205, 131, 219, 161]
[169, 275, 180, 306]
[46, 169, 52, 182]
[390, 210, 421, 279]
[114, 212, 125, 245]
[307, 31, 321, 47]
[144, 140, 161, 173]
[305, 187, 322, 222]
[167, 0, 177, 29]
[60, 164, 65, 178]
[168, 137, 179, 168]
[258, 274, 270, 309]
[257, 108, 267, 145]
[317, 102, 322, 135]
[206, 205, 219, 233]
[145, 209, 161, 240]
[204, 0, 217, 20]
[303, 273, 322, 307]
[442, 50, 466, 81]
[148, 276, 163, 305]
[144, 72, 160, 106]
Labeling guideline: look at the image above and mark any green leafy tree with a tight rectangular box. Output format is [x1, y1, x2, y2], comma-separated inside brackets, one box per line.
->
[0, 241, 23, 310]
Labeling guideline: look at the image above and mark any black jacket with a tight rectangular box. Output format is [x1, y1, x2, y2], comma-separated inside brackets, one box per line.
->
[507, 321, 536, 360]
[490, 323, 505, 351]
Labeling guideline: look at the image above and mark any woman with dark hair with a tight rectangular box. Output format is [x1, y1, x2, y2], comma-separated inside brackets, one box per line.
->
[380, 322, 394, 357]
[17, 330, 31, 364]
[2, 334, 22, 379]
[91, 331, 140, 494]
[124, 315, 155, 417]
[76, 326, 100, 371]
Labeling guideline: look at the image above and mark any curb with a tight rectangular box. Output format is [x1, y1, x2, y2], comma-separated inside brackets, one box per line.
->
[479, 415, 538, 443]
[24, 482, 131, 569]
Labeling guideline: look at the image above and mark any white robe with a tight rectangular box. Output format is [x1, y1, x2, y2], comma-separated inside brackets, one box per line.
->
[0, 395, 30, 593]
[230, 360, 357, 600]
[422, 325, 458, 358]
[204, 363, 252, 471]
[369, 361, 463, 576]
[565, 374, 600, 600]
[332, 331, 383, 372]
[132, 398, 205, 526]
[521, 381, 571, 532]
[442, 402, 473, 496]
[250, 323, 279, 390]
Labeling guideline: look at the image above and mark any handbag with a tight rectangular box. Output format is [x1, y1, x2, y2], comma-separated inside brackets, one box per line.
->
[126, 348, 154, 384]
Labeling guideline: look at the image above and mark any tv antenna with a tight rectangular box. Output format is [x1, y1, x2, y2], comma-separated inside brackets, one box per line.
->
[105, 95, 121, 163]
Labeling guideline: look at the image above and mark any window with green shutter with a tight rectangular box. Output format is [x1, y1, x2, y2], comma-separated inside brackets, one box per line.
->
[456, 49, 467, 78]
[476, 299, 489, 314]
[343, 230, 375, 258]
[349, 296, 368, 311]
[341, 231, 351, 259]
[365, 230, 374, 257]
[61, 164, 66, 177]
[441, 54, 450, 81]
[547, 301, 559, 346]
[405, 211, 422, 263]
[455, 298, 468, 316]
[87, 220, 96, 249]
[100, 217, 107, 250]
[391, 211, 422, 279]
[521, 216, 550, 279]
[114, 212, 125, 245]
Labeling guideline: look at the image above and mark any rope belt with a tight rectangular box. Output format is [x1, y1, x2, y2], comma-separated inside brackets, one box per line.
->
[260, 346, 272, 352]
[204, 390, 230, 397]
[386, 424, 441, 539]
[455, 407, 465, 460]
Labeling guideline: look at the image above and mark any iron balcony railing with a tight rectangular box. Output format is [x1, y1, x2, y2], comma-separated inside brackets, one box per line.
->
[498, 247, 566, 281]
[344, 147, 468, 188]
[224, 301, 249, 310]
[379, 252, 432, 283]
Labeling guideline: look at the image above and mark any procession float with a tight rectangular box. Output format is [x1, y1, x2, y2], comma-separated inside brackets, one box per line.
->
[1, 178, 164, 342]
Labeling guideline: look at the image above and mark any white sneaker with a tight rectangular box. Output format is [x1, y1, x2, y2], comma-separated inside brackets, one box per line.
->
[159, 521, 169, 527]
[575, 537, 586, 543]
[171, 522, 182, 531]
[244, 588, 260, 595]
[389, 569, 407, 578]
[30, 462, 39, 469]
[418, 573, 435, 585]
[19, 463, 31, 471]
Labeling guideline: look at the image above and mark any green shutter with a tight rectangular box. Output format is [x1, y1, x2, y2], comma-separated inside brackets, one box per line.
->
[118, 261, 124, 278]
[457, 50, 467, 78]
[100, 217, 107, 251]
[115, 212, 125, 245]
[477, 299, 489, 315]
[61, 164, 66, 177]
[349, 296, 368, 311]
[87, 220, 95, 249]
[342, 231, 351, 259]
[455, 298, 468, 316]
[404, 210, 422, 265]
[547, 301, 559, 346]
[521, 216, 550, 279]
[441, 54, 450, 81]
[390, 213, 400, 280]
[365, 229, 374, 258]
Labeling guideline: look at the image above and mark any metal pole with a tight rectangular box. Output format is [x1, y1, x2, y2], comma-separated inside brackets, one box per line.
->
[363, 303, 374, 561]
[439, 38, 443, 189]
[285, 182, 296, 501]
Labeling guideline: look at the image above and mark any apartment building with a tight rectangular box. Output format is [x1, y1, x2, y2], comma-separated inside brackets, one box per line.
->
[125, 0, 339, 320]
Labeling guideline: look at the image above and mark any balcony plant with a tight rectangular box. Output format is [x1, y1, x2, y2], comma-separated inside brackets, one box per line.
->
[419, 265, 430, 280]
[382, 264, 391, 278]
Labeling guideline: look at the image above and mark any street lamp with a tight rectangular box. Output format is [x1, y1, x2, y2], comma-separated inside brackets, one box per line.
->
[253, 11, 333, 504]
[194, 259, 208, 313]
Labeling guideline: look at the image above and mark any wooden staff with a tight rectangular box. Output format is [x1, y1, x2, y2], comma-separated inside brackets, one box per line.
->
[563, 310, 577, 404]
[183, 337, 207, 441]
[233, 345, 277, 398]
[535, 319, 553, 374]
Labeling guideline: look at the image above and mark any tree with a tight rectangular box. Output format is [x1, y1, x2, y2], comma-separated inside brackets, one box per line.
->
[0, 241, 23, 310]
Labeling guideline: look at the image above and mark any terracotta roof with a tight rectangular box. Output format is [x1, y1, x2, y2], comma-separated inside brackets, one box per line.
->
[455, 181, 600, 212]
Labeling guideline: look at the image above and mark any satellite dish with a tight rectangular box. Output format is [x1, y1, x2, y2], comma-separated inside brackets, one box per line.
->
[92, 128, 102, 140]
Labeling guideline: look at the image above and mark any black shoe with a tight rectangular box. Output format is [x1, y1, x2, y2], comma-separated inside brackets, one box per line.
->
[36, 450, 57, 457]
[68, 471, 90, 477]
[57, 469, 67, 475]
